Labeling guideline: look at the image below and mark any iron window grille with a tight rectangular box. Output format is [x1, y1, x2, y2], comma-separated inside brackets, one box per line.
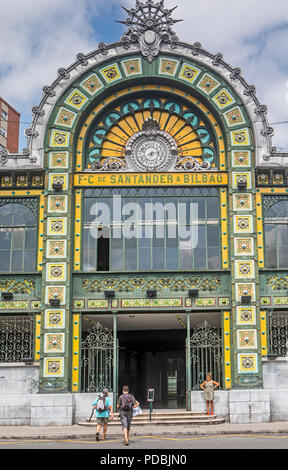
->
[0, 315, 34, 363]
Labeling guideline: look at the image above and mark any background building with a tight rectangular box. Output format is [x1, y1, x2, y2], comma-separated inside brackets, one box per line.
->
[0, 0, 287, 426]
[0, 97, 20, 153]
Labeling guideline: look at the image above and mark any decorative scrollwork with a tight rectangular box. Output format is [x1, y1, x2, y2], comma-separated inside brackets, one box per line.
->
[82, 276, 222, 293]
[268, 313, 288, 357]
[190, 321, 222, 348]
[117, 0, 182, 63]
[0, 316, 34, 362]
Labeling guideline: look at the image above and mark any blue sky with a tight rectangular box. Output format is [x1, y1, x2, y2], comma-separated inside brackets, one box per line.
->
[0, 0, 288, 151]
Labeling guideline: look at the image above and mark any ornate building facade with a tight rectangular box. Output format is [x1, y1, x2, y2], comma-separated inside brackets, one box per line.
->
[0, 0, 287, 425]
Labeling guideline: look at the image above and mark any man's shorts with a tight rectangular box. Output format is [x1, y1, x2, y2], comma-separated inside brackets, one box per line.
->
[97, 417, 109, 426]
[119, 413, 132, 430]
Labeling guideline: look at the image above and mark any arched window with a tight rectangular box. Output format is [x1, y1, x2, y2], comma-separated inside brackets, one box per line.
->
[264, 198, 288, 268]
[0, 203, 37, 273]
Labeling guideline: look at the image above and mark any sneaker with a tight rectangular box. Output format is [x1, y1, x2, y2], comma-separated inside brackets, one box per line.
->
[96, 433, 100, 441]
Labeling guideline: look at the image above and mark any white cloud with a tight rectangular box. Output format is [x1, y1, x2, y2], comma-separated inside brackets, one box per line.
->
[1, 0, 287, 150]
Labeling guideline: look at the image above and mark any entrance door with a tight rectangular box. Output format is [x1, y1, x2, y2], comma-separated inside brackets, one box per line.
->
[118, 329, 186, 409]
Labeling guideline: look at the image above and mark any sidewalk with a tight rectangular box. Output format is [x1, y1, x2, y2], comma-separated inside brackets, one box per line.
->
[0, 421, 288, 440]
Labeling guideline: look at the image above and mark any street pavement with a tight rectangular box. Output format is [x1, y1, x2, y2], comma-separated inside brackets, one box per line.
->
[0, 420, 288, 441]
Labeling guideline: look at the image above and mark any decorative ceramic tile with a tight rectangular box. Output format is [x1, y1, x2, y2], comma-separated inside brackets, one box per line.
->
[233, 172, 251, 190]
[224, 107, 245, 127]
[233, 194, 253, 211]
[0, 300, 29, 311]
[45, 286, 66, 305]
[232, 151, 251, 167]
[272, 172, 284, 185]
[194, 298, 217, 307]
[44, 333, 65, 353]
[231, 128, 250, 146]
[234, 238, 254, 256]
[47, 218, 67, 236]
[49, 152, 69, 169]
[111, 299, 119, 309]
[274, 297, 288, 306]
[64, 89, 88, 110]
[218, 297, 230, 307]
[46, 263, 67, 282]
[55, 107, 77, 128]
[50, 130, 70, 148]
[73, 299, 85, 309]
[196, 73, 220, 95]
[1, 176, 13, 187]
[16, 175, 28, 187]
[212, 89, 235, 109]
[235, 283, 256, 302]
[121, 298, 182, 308]
[237, 330, 258, 349]
[48, 195, 68, 214]
[260, 297, 272, 307]
[87, 299, 109, 309]
[31, 301, 41, 310]
[122, 59, 142, 76]
[238, 353, 258, 373]
[44, 357, 64, 377]
[179, 63, 200, 84]
[159, 58, 179, 76]
[46, 240, 67, 259]
[257, 172, 269, 185]
[235, 260, 255, 279]
[234, 215, 253, 234]
[32, 175, 44, 187]
[99, 63, 122, 83]
[48, 174, 68, 191]
[237, 306, 256, 325]
[80, 74, 104, 95]
[45, 309, 65, 329]
[186, 298, 217, 307]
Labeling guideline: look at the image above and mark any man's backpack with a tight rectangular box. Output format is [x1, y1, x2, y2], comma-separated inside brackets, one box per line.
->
[96, 394, 108, 412]
[120, 394, 133, 412]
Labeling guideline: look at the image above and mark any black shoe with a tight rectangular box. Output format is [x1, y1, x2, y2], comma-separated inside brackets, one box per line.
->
[96, 433, 100, 441]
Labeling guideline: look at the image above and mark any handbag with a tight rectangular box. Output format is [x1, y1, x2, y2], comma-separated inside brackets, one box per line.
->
[133, 405, 142, 417]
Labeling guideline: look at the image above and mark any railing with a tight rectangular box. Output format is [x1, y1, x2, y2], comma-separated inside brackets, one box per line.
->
[0, 315, 34, 362]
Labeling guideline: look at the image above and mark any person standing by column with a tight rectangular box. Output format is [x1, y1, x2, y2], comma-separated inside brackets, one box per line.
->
[117, 385, 139, 446]
[92, 388, 114, 441]
[200, 373, 219, 415]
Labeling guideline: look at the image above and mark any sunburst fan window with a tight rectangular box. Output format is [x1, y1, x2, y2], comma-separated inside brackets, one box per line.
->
[85, 94, 219, 171]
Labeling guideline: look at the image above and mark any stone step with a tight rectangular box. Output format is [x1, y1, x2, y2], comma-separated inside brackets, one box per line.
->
[78, 412, 226, 427]
[78, 417, 225, 427]
[88, 413, 212, 422]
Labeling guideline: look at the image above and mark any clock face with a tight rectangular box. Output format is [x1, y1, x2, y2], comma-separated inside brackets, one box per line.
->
[133, 137, 170, 171]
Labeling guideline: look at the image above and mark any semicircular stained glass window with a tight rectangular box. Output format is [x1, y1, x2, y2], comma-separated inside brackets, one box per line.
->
[84, 94, 219, 171]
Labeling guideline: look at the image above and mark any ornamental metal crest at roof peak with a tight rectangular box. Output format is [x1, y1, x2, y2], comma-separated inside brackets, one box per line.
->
[117, 0, 183, 62]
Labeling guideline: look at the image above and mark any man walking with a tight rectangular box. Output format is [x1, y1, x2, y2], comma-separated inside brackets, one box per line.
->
[117, 385, 139, 446]
[92, 388, 113, 441]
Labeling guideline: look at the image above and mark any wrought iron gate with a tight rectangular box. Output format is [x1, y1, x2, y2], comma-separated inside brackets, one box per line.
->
[81, 322, 115, 392]
[188, 321, 223, 390]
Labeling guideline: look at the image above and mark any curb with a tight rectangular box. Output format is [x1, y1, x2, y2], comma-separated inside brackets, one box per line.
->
[1, 426, 288, 440]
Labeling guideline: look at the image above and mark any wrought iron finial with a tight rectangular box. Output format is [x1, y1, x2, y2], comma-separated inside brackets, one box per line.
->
[117, 0, 182, 62]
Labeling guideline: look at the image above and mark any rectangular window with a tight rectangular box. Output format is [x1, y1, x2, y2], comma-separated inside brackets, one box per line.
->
[1, 110, 8, 121]
[264, 197, 288, 269]
[83, 189, 221, 272]
[0, 128, 7, 138]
